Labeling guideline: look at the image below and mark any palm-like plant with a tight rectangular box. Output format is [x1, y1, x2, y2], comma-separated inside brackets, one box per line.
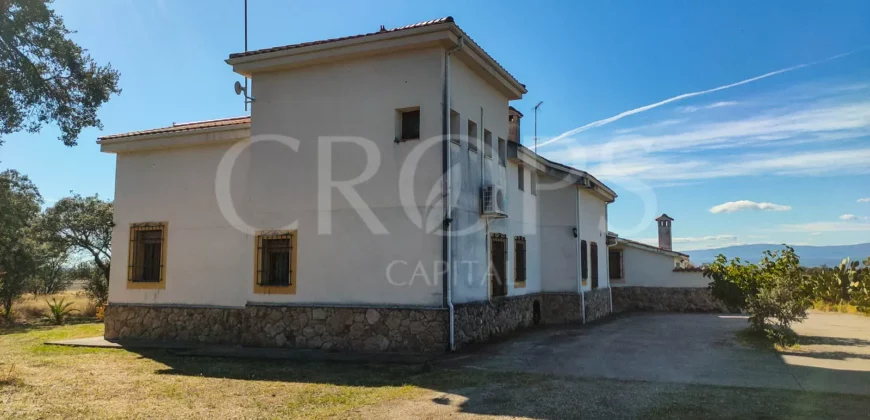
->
[44, 298, 78, 325]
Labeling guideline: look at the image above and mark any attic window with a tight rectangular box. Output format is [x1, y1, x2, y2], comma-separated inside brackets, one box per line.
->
[398, 108, 420, 141]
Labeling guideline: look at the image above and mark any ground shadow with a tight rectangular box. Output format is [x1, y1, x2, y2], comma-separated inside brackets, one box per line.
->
[780, 350, 870, 361]
[798, 335, 870, 347]
[0, 317, 98, 336]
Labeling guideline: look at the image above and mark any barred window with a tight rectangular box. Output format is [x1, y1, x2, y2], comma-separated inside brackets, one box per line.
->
[128, 222, 167, 288]
[255, 231, 297, 294]
[609, 249, 624, 280]
[514, 236, 527, 287]
[490, 233, 507, 297]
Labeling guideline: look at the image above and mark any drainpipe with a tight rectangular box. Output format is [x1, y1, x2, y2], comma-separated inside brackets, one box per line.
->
[576, 186, 585, 323]
[443, 37, 464, 351]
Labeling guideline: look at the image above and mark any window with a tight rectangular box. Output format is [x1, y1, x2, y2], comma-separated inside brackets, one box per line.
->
[254, 230, 297, 294]
[518, 166, 525, 191]
[490, 233, 507, 297]
[467, 120, 478, 152]
[128, 222, 167, 289]
[484, 129, 493, 158]
[498, 137, 506, 166]
[530, 172, 537, 196]
[450, 110, 461, 145]
[590, 242, 599, 289]
[609, 250, 624, 280]
[398, 108, 420, 141]
[580, 240, 588, 280]
[514, 236, 526, 288]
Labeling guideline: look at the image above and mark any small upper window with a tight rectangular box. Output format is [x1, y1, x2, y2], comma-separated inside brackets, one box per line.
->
[498, 137, 506, 166]
[399, 109, 420, 141]
[450, 110, 461, 145]
[484, 130, 493, 158]
[518, 166, 525, 191]
[467, 120, 478, 152]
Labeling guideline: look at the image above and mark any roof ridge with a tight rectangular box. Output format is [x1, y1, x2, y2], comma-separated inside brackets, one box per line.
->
[172, 116, 250, 127]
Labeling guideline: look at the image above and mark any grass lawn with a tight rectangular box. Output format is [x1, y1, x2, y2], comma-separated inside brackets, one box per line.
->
[3, 322, 870, 419]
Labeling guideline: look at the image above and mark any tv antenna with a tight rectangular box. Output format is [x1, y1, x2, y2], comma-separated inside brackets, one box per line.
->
[235, 0, 253, 110]
[533, 101, 543, 153]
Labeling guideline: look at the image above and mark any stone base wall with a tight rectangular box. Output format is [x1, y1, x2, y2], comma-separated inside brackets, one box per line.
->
[611, 287, 728, 313]
[453, 294, 542, 349]
[105, 304, 447, 353]
[541, 293, 583, 324]
[584, 288, 612, 322]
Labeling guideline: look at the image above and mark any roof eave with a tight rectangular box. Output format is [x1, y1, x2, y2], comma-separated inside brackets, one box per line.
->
[98, 124, 250, 154]
[509, 143, 617, 202]
[226, 23, 526, 100]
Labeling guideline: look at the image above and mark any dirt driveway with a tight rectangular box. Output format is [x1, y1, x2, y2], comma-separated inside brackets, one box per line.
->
[441, 312, 870, 395]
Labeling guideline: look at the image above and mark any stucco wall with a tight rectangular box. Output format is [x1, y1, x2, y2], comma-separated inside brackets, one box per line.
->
[448, 55, 541, 304]
[578, 188, 609, 291]
[110, 48, 448, 307]
[538, 175, 578, 293]
[612, 245, 707, 288]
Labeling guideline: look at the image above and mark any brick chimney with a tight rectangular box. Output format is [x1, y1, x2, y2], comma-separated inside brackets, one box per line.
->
[508, 106, 523, 144]
[656, 214, 674, 251]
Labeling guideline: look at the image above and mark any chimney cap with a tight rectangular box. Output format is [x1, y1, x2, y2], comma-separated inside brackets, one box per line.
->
[509, 106, 524, 118]
[655, 213, 674, 221]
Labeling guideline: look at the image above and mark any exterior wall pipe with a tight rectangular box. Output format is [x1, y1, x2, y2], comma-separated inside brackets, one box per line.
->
[443, 37, 463, 351]
[577, 186, 586, 323]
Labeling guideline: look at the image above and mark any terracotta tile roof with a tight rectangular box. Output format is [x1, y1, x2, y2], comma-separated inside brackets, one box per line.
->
[229, 17, 455, 59]
[99, 116, 250, 141]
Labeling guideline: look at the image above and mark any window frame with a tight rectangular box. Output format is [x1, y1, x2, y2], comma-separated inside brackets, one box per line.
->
[467, 120, 479, 153]
[514, 236, 527, 288]
[396, 107, 420, 142]
[490, 233, 508, 297]
[254, 230, 298, 294]
[450, 110, 461, 145]
[483, 129, 493, 158]
[580, 240, 588, 282]
[498, 137, 506, 166]
[609, 249, 624, 282]
[590, 242, 599, 289]
[518, 166, 525, 191]
[127, 222, 168, 290]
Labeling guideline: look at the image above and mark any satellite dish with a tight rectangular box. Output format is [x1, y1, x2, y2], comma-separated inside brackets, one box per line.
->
[234, 81, 245, 96]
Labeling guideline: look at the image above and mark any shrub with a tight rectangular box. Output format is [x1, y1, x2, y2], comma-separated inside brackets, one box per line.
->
[705, 246, 812, 345]
[44, 297, 78, 325]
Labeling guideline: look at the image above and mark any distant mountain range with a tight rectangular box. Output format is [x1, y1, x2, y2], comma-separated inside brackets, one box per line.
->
[684, 243, 870, 268]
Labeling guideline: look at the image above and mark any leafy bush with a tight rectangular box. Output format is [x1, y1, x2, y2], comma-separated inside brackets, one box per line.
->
[705, 246, 812, 345]
[72, 262, 108, 306]
[44, 297, 78, 325]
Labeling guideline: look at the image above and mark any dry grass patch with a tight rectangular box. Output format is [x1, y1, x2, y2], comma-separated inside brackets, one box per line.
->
[11, 291, 94, 323]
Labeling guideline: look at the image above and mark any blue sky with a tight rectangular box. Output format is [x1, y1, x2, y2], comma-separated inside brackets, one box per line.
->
[1, 0, 869, 251]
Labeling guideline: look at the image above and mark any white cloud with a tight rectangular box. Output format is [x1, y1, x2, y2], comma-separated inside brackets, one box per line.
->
[679, 101, 739, 113]
[840, 214, 859, 221]
[539, 48, 863, 148]
[859, 198, 870, 203]
[710, 200, 791, 214]
[810, 232, 823, 236]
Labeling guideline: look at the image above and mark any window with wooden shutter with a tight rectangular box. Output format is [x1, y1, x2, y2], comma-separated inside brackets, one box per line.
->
[609, 250, 624, 280]
[590, 242, 599, 289]
[490, 233, 507, 297]
[514, 236, 526, 288]
[127, 222, 168, 289]
[254, 230, 297, 294]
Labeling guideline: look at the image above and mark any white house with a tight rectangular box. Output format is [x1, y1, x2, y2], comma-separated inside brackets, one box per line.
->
[98, 17, 617, 353]
[608, 214, 725, 312]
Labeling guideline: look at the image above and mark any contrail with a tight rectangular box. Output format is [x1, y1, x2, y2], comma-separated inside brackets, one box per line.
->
[538, 48, 865, 148]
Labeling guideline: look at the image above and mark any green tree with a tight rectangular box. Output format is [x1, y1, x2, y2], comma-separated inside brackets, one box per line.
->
[30, 242, 71, 295]
[0, 169, 41, 319]
[71, 261, 107, 305]
[705, 246, 812, 344]
[38, 194, 113, 284]
[0, 0, 121, 146]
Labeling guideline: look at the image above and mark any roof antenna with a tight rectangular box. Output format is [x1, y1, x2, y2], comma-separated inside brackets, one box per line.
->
[533, 101, 543, 154]
[242, 0, 250, 111]
[379, 25, 387, 32]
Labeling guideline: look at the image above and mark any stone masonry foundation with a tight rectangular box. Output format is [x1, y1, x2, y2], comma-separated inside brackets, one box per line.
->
[611, 286, 728, 313]
[584, 287, 612, 322]
[104, 304, 447, 353]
